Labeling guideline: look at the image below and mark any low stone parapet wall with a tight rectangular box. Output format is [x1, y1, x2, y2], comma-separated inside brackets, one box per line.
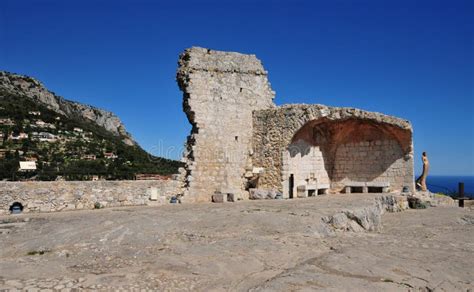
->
[0, 180, 182, 215]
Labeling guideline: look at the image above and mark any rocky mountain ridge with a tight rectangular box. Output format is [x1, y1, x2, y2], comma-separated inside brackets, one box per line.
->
[0, 70, 182, 181]
[0, 71, 134, 145]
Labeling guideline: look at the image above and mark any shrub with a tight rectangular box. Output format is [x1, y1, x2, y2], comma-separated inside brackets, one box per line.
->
[407, 197, 428, 209]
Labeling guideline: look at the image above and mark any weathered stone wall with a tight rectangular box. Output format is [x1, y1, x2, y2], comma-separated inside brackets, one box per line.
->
[252, 104, 414, 196]
[177, 47, 275, 202]
[176, 48, 415, 201]
[331, 140, 411, 190]
[0, 180, 181, 215]
[284, 140, 331, 196]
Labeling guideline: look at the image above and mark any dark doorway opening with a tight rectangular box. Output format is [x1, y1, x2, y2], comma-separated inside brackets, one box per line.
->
[308, 189, 316, 197]
[289, 174, 294, 199]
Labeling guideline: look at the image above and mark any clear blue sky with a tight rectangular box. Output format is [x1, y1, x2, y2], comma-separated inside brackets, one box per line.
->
[1, 0, 473, 175]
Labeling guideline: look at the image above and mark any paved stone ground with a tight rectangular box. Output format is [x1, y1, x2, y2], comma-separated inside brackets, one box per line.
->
[0, 194, 472, 291]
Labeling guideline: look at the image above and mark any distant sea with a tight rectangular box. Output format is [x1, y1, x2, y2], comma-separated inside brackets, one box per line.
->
[424, 175, 474, 198]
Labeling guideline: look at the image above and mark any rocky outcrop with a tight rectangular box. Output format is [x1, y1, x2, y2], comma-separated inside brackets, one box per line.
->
[322, 195, 408, 232]
[411, 191, 456, 207]
[249, 188, 282, 200]
[0, 71, 134, 145]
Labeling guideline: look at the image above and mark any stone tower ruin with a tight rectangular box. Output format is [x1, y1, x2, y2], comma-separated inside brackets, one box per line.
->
[177, 48, 275, 202]
[177, 47, 415, 202]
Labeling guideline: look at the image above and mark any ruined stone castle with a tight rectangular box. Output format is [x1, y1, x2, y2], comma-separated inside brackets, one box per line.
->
[177, 47, 415, 202]
[0, 47, 415, 215]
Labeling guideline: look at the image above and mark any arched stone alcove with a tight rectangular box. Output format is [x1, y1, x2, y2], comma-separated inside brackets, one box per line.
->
[251, 105, 414, 197]
[282, 118, 413, 197]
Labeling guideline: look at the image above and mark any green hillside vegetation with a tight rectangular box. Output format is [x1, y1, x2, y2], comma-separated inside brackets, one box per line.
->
[0, 89, 183, 181]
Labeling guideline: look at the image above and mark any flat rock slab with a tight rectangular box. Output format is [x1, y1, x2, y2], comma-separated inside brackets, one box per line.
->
[0, 194, 472, 291]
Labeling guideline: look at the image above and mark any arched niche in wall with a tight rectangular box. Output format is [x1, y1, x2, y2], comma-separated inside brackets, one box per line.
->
[282, 118, 412, 196]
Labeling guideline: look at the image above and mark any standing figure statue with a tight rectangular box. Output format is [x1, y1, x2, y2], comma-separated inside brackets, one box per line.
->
[416, 152, 429, 191]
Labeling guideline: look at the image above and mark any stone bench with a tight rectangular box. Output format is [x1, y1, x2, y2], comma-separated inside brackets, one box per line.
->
[344, 182, 390, 194]
[297, 183, 330, 198]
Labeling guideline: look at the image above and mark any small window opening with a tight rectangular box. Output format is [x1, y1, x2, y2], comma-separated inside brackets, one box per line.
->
[240, 87, 243, 93]
[9, 202, 24, 214]
[235, 136, 239, 142]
